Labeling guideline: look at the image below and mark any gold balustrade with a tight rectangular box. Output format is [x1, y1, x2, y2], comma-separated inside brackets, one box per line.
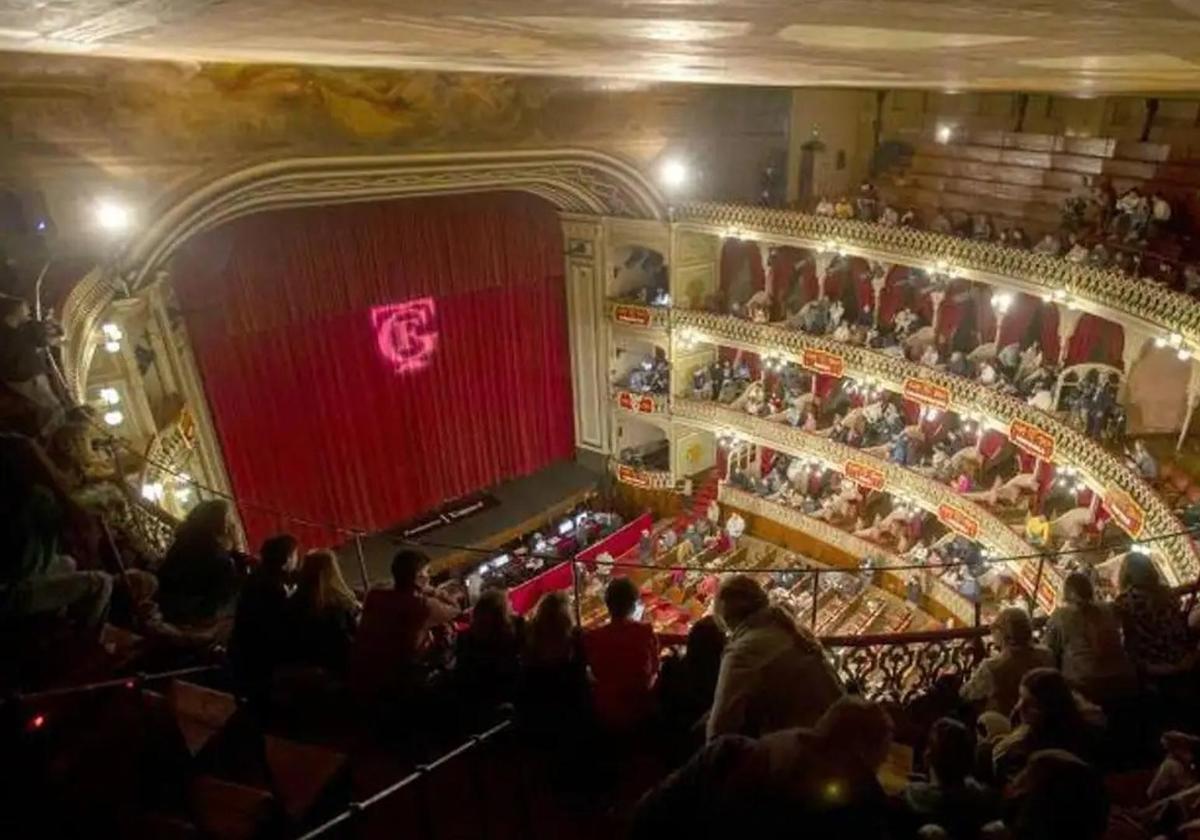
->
[670, 309, 1197, 584]
[673, 202, 1198, 352]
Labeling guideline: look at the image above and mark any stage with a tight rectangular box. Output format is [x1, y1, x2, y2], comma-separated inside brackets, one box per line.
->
[334, 459, 603, 590]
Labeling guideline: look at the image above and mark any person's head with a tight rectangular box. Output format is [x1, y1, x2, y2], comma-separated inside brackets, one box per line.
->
[471, 588, 515, 641]
[1061, 571, 1095, 607]
[391, 549, 431, 591]
[0, 295, 29, 326]
[924, 717, 974, 788]
[604, 576, 641, 621]
[1118, 551, 1164, 595]
[296, 549, 356, 613]
[260, 533, 299, 575]
[180, 499, 235, 550]
[714, 574, 769, 631]
[991, 606, 1034, 651]
[1015, 668, 1082, 733]
[814, 697, 894, 771]
[527, 591, 575, 663]
[1008, 749, 1109, 840]
[685, 615, 727, 666]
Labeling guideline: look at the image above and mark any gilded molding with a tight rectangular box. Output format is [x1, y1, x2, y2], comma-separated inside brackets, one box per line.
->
[672, 309, 1197, 583]
[61, 148, 667, 399]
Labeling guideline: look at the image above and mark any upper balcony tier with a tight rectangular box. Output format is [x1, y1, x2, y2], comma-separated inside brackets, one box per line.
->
[672, 202, 1200, 359]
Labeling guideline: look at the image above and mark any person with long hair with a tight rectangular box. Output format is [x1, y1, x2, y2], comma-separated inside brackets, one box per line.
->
[1042, 571, 1137, 705]
[156, 499, 246, 628]
[1114, 552, 1195, 677]
[288, 549, 359, 675]
[960, 606, 1055, 715]
[658, 616, 728, 758]
[516, 591, 591, 745]
[706, 574, 844, 741]
[455, 588, 524, 718]
[992, 667, 1103, 785]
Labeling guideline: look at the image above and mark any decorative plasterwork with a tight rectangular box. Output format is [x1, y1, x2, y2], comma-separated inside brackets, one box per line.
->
[673, 309, 1197, 583]
[673, 202, 1195, 352]
[673, 397, 1034, 560]
[60, 148, 666, 399]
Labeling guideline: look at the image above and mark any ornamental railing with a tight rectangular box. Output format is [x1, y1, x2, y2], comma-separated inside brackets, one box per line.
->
[823, 625, 988, 705]
[672, 202, 1199, 353]
[719, 485, 980, 625]
[673, 397, 1034, 560]
[672, 309, 1197, 584]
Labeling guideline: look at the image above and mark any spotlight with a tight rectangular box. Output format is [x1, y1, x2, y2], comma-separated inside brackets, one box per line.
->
[658, 158, 689, 190]
[102, 410, 124, 426]
[94, 198, 132, 234]
[935, 124, 954, 144]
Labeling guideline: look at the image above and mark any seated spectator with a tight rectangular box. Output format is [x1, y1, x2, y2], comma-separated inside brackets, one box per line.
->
[583, 576, 659, 733]
[455, 588, 524, 716]
[0, 433, 112, 633]
[348, 549, 460, 708]
[991, 668, 1103, 785]
[632, 697, 893, 839]
[1129, 439, 1159, 482]
[287, 549, 359, 676]
[901, 717, 1000, 838]
[961, 606, 1055, 716]
[834, 195, 855, 219]
[994, 749, 1111, 840]
[1043, 572, 1137, 704]
[230, 533, 298, 694]
[815, 195, 835, 217]
[1147, 731, 1200, 801]
[0, 295, 64, 435]
[1114, 552, 1195, 679]
[156, 499, 246, 629]
[707, 574, 843, 741]
[516, 591, 591, 744]
[658, 616, 728, 746]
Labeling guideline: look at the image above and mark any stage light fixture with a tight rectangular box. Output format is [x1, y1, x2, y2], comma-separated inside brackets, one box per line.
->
[94, 198, 132, 234]
[658, 158, 689, 190]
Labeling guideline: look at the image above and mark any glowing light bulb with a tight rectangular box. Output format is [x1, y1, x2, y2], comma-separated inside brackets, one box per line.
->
[98, 387, 120, 405]
[94, 198, 132, 233]
[658, 158, 689, 190]
[102, 410, 123, 426]
[935, 124, 954, 144]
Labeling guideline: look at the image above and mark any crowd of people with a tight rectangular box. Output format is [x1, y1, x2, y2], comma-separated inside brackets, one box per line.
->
[812, 179, 1198, 295]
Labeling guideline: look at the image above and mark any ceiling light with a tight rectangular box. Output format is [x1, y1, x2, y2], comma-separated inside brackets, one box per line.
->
[103, 410, 124, 426]
[94, 198, 133, 234]
[935, 124, 954, 144]
[98, 387, 120, 405]
[658, 158, 689, 190]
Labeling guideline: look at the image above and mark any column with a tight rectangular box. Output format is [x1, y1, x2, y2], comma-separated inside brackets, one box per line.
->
[1056, 305, 1085, 367]
[929, 289, 946, 334]
[561, 216, 608, 454]
[1178, 361, 1200, 451]
[871, 268, 888, 327]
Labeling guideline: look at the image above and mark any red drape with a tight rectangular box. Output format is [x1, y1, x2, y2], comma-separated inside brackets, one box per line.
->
[998, 293, 1060, 358]
[1067, 314, 1125, 368]
[172, 193, 575, 549]
[877, 265, 933, 328]
[768, 246, 818, 318]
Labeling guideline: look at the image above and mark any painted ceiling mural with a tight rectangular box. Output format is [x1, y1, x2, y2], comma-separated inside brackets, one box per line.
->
[0, 1, 1198, 92]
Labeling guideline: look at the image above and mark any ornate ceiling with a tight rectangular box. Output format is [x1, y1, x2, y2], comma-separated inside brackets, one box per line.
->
[1, 1, 1199, 92]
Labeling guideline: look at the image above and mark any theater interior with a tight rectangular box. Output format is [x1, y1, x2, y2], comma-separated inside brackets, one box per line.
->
[5, 3, 1200, 838]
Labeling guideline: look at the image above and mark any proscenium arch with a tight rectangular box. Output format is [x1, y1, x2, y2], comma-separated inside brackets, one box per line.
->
[60, 147, 667, 396]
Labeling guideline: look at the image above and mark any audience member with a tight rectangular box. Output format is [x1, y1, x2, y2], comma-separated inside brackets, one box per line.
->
[994, 749, 1111, 840]
[0, 432, 112, 633]
[632, 697, 893, 838]
[287, 549, 359, 675]
[991, 668, 1102, 785]
[455, 588, 524, 716]
[230, 533, 298, 694]
[156, 499, 245, 629]
[348, 549, 460, 708]
[516, 591, 592, 745]
[960, 607, 1055, 715]
[1043, 572, 1138, 705]
[1114, 552, 1195, 678]
[583, 576, 660, 733]
[0, 295, 63, 435]
[901, 717, 1000, 838]
[658, 616, 728, 753]
[707, 574, 843, 741]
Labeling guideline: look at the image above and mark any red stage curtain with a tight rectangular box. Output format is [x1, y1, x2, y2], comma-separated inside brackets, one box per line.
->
[171, 193, 574, 549]
[998, 293, 1059, 358]
[769, 246, 818, 318]
[1066, 314, 1125, 367]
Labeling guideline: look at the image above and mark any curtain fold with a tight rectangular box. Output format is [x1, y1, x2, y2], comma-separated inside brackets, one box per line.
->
[1066, 314, 1125, 367]
[172, 192, 574, 549]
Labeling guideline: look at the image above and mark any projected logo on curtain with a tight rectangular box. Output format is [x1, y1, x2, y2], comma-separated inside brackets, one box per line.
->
[371, 298, 439, 373]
